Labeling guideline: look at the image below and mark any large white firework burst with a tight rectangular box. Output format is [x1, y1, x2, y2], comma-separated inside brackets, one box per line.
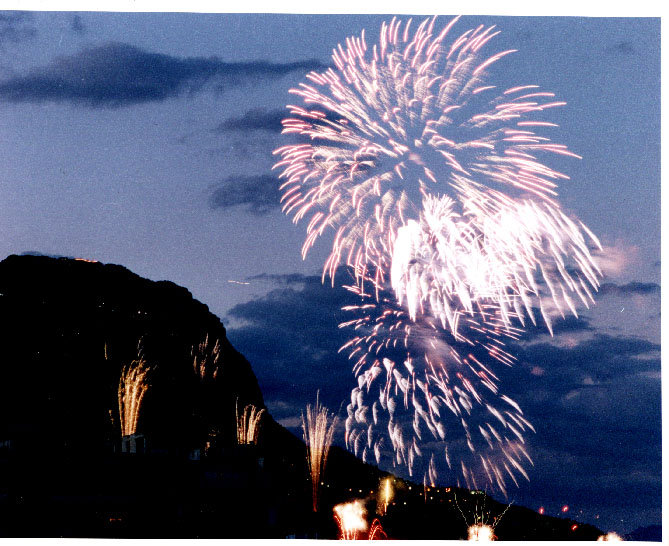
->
[274, 15, 601, 493]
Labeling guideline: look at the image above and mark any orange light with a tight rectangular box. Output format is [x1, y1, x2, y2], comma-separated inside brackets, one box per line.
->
[571, 524, 578, 531]
[561, 505, 569, 513]
[538, 507, 544, 515]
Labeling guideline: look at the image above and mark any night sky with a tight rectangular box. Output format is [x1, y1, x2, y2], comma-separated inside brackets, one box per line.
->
[0, 7, 661, 537]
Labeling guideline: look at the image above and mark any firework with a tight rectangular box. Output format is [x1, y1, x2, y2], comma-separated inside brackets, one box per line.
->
[456, 491, 510, 542]
[276, 16, 601, 492]
[342, 282, 533, 494]
[274, 15, 599, 296]
[334, 500, 368, 540]
[368, 519, 388, 540]
[118, 345, 153, 437]
[468, 524, 495, 541]
[192, 334, 221, 381]
[302, 393, 338, 512]
[236, 399, 265, 445]
[380, 477, 393, 514]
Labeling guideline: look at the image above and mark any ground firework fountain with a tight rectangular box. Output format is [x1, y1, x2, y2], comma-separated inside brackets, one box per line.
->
[302, 394, 337, 512]
[236, 399, 265, 445]
[334, 500, 368, 540]
[276, 15, 601, 493]
[117, 343, 153, 438]
[192, 334, 221, 381]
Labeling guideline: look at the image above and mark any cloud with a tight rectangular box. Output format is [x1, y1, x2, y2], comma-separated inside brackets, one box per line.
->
[0, 42, 327, 107]
[0, 11, 36, 47]
[210, 174, 281, 215]
[214, 108, 285, 133]
[598, 281, 660, 296]
[605, 41, 635, 55]
[247, 272, 309, 285]
[70, 14, 86, 35]
[594, 241, 639, 278]
[225, 273, 357, 427]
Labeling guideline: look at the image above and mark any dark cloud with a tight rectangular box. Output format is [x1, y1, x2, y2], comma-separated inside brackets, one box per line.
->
[214, 108, 285, 133]
[70, 14, 86, 35]
[210, 174, 281, 215]
[598, 281, 660, 296]
[0, 42, 327, 107]
[247, 272, 309, 285]
[605, 41, 635, 55]
[0, 11, 36, 47]
[225, 273, 356, 429]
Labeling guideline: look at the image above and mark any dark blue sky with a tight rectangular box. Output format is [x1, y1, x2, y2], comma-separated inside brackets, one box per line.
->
[0, 9, 661, 537]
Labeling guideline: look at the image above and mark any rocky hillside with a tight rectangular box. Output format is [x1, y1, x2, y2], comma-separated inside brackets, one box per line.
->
[0, 253, 264, 454]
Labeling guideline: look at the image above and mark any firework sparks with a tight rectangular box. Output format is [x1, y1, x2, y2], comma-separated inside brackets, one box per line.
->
[117, 344, 153, 437]
[236, 399, 265, 445]
[192, 334, 221, 381]
[276, 15, 600, 492]
[334, 500, 368, 540]
[303, 393, 338, 512]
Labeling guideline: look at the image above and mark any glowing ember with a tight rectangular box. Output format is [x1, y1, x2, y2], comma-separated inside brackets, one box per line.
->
[302, 393, 338, 512]
[334, 500, 368, 540]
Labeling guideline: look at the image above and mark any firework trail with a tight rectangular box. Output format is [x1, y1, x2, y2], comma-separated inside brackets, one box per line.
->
[118, 344, 153, 437]
[236, 399, 265, 445]
[192, 334, 221, 381]
[302, 393, 338, 512]
[275, 16, 601, 492]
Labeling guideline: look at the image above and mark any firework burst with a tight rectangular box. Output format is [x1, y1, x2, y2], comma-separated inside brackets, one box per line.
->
[276, 15, 601, 493]
[302, 393, 338, 512]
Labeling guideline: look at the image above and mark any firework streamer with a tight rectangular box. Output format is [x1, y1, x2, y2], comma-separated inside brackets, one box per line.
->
[192, 334, 221, 381]
[236, 399, 265, 445]
[276, 16, 601, 492]
[118, 343, 153, 437]
[302, 393, 338, 512]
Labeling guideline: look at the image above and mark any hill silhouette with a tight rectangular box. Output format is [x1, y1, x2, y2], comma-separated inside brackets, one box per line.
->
[0, 254, 604, 539]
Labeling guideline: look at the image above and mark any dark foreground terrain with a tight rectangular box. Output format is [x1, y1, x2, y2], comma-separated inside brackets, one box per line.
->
[0, 254, 609, 539]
